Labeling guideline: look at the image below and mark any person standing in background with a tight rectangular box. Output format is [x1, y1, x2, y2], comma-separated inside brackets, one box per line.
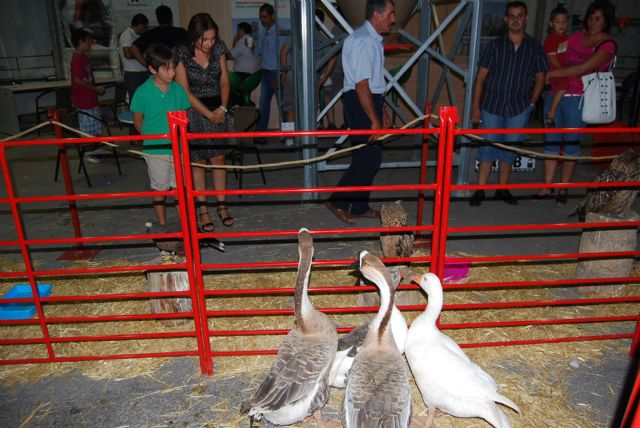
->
[544, 0, 616, 204]
[469, 1, 546, 207]
[325, 0, 395, 224]
[70, 26, 107, 163]
[254, 3, 285, 143]
[230, 22, 260, 81]
[119, 13, 149, 101]
[131, 5, 188, 67]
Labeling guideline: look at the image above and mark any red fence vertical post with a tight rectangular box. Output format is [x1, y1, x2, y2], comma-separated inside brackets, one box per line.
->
[620, 365, 640, 427]
[0, 142, 55, 359]
[631, 313, 640, 357]
[168, 111, 213, 375]
[433, 106, 460, 279]
[50, 109, 83, 244]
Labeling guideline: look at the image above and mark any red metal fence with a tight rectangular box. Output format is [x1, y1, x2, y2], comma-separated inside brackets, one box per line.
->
[0, 107, 639, 378]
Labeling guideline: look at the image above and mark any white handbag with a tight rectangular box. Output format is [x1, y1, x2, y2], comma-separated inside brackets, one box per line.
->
[580, 70, 616, 124]
[580, 41, 617, 124]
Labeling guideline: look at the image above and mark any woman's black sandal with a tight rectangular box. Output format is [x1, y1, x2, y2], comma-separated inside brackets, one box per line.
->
[197, 210, 225, 252]
[217, 205, 234, 227]
[198, 211, 215, 233]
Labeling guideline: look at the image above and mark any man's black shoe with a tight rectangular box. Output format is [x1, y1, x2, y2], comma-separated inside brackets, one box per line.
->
[469, 190, 485, 206]
[495, 189, 518, 205]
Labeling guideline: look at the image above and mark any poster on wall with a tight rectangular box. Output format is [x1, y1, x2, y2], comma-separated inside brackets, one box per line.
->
[58, 0, 179, 78]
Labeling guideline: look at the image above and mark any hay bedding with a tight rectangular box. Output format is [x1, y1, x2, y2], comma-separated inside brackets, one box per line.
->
[0, 255, 638, 426]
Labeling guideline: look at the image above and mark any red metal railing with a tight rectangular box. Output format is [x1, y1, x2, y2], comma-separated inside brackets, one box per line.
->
[0, 106, 638, 378]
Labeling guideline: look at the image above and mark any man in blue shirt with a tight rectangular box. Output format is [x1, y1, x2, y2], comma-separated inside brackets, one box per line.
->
[325, 0, 395, 224]
[255, 3, 285, 141]
[469, 1, 546, 206]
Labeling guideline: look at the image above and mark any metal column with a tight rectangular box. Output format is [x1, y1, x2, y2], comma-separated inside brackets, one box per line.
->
[291, 0, 318, 199]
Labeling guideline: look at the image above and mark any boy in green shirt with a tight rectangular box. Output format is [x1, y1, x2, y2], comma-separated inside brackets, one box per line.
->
[131, 44, 190, 226]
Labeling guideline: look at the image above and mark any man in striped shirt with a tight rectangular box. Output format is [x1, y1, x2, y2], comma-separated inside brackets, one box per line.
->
[469, 1, 546, 206]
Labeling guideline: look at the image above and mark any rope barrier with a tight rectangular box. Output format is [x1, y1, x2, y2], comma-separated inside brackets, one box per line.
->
[3, 115, 629, 171]
[441, 113, 624, 162]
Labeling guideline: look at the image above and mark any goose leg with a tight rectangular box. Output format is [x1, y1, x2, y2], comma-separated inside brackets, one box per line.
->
[312, 410, 325, 428]
[425, 406, 436, 428]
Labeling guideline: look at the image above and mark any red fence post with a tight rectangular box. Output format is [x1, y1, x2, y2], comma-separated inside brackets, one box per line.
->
[167, 111, 213, 375]
[0, 138, 55, 359]
[620, 365, 640, 428]
[49, 110, 83, 243]
[433, 106, 460, 279]
[631, 313, 640, 357]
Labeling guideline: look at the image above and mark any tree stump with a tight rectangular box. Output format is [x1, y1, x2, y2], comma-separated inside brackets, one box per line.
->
[146, 271, 192, 327]
[576, 210, 639, 295]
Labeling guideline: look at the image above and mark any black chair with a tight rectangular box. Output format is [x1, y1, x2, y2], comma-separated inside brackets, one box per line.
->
[54, 108, 122, 188]
[229, 106, 266, 195]
[35, 87, 72, 133]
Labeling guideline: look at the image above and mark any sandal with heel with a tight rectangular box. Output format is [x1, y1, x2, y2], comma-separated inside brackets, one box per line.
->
[197, 210, 225, 252]
[217, 205, 234, 227]
[198, 211, 215, 233]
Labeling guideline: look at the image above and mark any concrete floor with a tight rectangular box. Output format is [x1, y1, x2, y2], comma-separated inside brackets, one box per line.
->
[0, 122, 638, 427]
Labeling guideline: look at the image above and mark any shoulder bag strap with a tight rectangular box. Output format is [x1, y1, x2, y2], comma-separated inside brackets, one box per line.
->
[594, 39, 617, 72]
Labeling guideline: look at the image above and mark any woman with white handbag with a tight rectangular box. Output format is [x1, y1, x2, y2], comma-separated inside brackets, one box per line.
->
[541, 0, 616, 204]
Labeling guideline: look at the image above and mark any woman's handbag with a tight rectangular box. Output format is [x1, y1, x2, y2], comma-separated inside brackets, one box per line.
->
[580, 40, 617, 124]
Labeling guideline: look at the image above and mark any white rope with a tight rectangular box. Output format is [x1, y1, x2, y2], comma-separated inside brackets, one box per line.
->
[3, 116, 619, 171]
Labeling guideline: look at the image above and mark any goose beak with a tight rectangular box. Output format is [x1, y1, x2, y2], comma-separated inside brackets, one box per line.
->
[410, 274, 423, 284]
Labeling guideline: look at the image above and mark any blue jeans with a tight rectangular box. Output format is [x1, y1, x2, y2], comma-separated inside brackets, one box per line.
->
[256, 69, 278, 132]
[477, 106, 532, 164]
[543, 94, 583, 156]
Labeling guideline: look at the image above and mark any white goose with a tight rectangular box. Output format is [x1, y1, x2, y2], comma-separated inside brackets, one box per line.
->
[329, 263, 411, 388]
[240, 228, 337, 426]
[343, 251, 411, 427]
[405, 273, 520, 428]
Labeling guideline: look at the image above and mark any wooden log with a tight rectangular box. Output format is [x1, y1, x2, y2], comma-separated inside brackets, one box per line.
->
[146, 271, 192, 327]
[576, 210, 639, 295]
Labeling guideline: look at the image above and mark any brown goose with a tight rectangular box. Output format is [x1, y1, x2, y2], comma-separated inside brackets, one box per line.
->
[329, 264, 411, 388]
[240, 228, 337, 426]
[342, 251, 411, 427]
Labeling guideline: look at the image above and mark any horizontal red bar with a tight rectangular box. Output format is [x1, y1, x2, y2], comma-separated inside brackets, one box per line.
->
[203, 315, 636, 338]
[207, 333, 634, 357]
[456, 127, 640, 136]
[0, 330, 196, 346]
[0, 350, 199, 365]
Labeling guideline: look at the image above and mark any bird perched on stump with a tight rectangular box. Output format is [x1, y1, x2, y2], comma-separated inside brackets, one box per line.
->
[380, 200, 414, 260]
[571, 150, 640, 221]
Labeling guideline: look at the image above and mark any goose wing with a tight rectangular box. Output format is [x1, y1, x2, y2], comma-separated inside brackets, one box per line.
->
[337, 323, 369, 351]
[245, 329, 336, 413]
[428, 340, 517, 410]
[344, 349, 411, 427]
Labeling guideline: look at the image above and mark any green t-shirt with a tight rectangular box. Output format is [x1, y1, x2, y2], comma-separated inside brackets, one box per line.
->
[130, 77, 190, 154]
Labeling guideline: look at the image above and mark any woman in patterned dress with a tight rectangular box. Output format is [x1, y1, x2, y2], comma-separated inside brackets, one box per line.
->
[176, 13, 234, 231]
